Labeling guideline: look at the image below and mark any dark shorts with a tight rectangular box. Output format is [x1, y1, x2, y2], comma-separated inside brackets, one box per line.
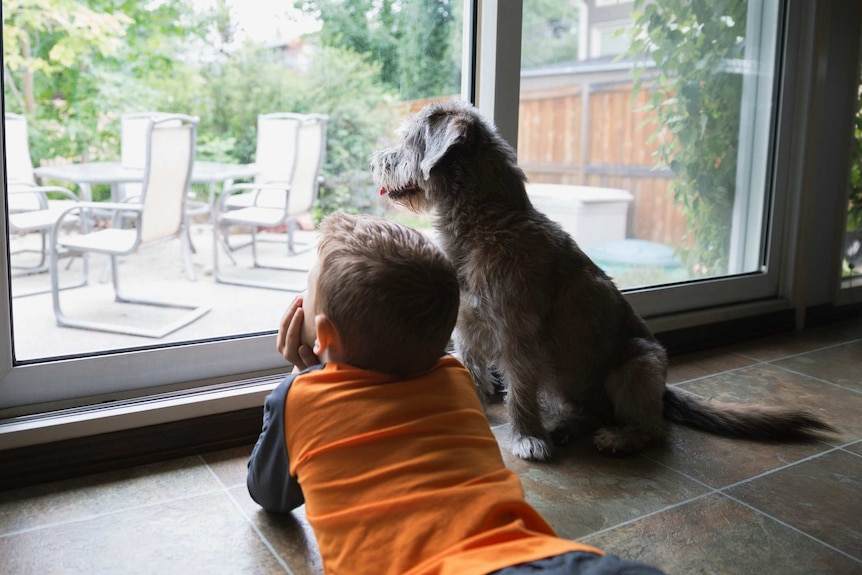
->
[488, 551, 666, 575]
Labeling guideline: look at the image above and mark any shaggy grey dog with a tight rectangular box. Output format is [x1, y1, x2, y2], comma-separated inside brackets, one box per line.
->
[371, 100, 835, 461]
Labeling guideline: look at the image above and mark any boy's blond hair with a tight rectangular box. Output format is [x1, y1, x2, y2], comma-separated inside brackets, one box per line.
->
[314, 212, 459, 375]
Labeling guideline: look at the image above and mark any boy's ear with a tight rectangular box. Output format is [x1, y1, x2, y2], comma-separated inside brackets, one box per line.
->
[313, 314, 341, 357]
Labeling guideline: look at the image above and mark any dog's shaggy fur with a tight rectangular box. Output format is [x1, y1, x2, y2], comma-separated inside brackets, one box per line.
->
[371, 100, 836, 461]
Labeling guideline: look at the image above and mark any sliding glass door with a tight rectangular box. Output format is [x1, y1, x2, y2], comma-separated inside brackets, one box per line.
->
[0, 0, 839, 421]
[513, 0, 796, 319]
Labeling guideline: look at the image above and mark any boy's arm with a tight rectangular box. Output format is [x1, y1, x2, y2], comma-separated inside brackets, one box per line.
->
[247, 373, 305, 513]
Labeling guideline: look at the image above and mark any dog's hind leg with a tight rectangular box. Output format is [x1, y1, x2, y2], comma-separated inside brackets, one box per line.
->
[593, 340, 668, 454]
[499, 347, 554, 461]
[453, 326, 497, 402]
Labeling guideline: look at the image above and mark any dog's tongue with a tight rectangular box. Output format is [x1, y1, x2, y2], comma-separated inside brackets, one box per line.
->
[379, 187, 387, 196]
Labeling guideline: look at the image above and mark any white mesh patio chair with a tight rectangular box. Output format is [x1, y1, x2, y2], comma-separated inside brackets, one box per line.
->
[221, 113, 325, 254]
[120, 111, 207, 279]
[213, 113, 327, 290]
[49, 115, 210, 338]
[4, 112, 86, 291]
[222, 113, 303, 210]
[119, 112, 172, 200]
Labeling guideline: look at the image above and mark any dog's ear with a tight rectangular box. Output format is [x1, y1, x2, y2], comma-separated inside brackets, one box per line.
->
[420, 115, 469, 180]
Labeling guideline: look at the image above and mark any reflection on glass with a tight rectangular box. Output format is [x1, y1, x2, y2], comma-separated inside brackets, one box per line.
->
[519, 0, 779, 290]
[3, 0, 462, 361]
[843, 61, 862, 287]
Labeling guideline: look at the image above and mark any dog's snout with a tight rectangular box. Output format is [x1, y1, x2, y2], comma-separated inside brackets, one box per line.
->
[372, 149, 397, 172]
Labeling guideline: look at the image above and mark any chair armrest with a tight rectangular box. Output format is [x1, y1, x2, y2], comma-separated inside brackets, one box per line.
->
[217, 182, 292, 210]
[52, 201, 144, 232]
[8, 185, 81, 202]
[222, 182, 292, 194]
[72, 201, 144, 212]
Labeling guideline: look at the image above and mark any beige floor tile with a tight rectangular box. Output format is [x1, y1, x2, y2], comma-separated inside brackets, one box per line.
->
[228, 485, 323, 575]
[728, 319, 862, 362]
[667, 347, 758, 384]
[845, 440, 862, 457]
[727, 450, 862, 560]
[0, 456, 220, 535]
[773, 340, 862, 392]
[0, 492, 286, 575]
[494, 425, 709, 539]
[585, 494, 862, 575]
[642, 424, 830, 488]
[675, 363, 862, 445]
[201, 445, 254, 489]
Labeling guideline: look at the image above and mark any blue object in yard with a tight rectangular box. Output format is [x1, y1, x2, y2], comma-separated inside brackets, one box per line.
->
[585, 239, 682, 268]
[584, 239, 688, 285]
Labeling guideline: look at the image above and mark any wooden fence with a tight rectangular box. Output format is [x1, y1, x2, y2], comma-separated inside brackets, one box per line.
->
[517, 82, 687, 248]
[403, 83, 689, 249]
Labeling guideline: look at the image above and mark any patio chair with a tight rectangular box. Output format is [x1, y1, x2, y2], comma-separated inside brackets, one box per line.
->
[4, 112, 86, 290]
[120, 111, 208, 279]
[8, 186, 88, 296]
[222, 113, 304, 210]
[49, 115, 210, 338]
[221, 113, 326, 255]
[213, 113, 328, 290]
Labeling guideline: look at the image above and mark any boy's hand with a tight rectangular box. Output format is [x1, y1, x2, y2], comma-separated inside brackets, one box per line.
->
[277, 296, 320, 371]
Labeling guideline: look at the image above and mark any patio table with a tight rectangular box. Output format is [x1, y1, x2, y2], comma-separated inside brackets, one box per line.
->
[34, 160, 259, 219]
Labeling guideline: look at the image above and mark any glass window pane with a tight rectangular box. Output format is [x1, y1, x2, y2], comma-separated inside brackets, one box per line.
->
[843, 58, 862, 288]
[519, 0, 780, 291]
[3, 0, 462, 365]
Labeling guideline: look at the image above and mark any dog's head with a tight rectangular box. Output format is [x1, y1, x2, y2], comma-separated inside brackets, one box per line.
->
[371, 100, 522, 213]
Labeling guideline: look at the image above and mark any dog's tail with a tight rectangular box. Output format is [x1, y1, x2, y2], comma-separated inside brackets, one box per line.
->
[662, 387, 837, 442]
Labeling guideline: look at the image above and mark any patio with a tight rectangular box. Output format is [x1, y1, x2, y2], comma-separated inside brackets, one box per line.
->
[9, 223, 319, 362]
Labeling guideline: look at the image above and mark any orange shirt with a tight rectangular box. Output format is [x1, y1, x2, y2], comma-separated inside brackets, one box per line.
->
[285, 356, 602, 575]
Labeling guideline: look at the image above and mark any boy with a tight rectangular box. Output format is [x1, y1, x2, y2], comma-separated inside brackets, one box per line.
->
[247, 212, 664, 575]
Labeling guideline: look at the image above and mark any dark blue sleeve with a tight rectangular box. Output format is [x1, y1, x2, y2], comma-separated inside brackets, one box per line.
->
[246, 372, 306, 513]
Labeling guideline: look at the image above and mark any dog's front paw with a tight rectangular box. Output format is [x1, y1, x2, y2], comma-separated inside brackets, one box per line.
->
[511, 434, 552, 461]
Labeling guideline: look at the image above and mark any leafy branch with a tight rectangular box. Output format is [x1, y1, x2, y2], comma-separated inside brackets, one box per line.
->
[626, 0, 747, 275]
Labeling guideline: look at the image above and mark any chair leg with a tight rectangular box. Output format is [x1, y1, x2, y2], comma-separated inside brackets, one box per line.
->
[51, 244, 90, 319]
[215, 219, 238, 266]
[53, 251, 209, 339]
[212, 218, 308, 291]
[181, 225, 197, 281]
[10, 230, 48, 275]
[14, 230, 87, 298]
[287, 221, 296, 256]
[251, 227, 260, 268]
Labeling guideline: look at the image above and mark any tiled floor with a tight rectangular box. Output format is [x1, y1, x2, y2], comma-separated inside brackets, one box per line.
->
[1, 319, 861, 574]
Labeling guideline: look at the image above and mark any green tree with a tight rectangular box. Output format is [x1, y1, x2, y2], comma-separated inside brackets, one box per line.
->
[2, 0, 411, 216]
[295, 0, 460, 100]
[2, 0, 209, 162]
[626, 0, 747, 275]
[396, 0, 460, 99]
[155, 44, 392, 217]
